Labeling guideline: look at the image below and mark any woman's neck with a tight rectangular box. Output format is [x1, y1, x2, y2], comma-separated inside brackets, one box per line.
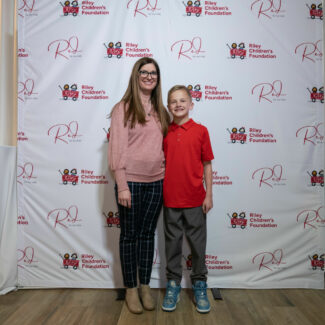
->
[139, 90, 151, 105]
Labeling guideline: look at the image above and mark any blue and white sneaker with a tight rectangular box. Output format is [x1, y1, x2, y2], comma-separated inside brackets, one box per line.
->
[162, 280, 181, 312]
[192, 281, 210, 313]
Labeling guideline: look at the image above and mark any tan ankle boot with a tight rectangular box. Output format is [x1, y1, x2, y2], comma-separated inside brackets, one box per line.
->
[125, 288, 143, 314]
[140, 284, 155, 311]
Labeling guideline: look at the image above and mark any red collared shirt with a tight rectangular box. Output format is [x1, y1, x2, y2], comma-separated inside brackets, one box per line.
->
[163, 119, 214, 208]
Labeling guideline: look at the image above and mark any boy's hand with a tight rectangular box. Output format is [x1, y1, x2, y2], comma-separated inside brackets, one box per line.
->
[202, 195, 213, 214]
[118, 189, 131, 208]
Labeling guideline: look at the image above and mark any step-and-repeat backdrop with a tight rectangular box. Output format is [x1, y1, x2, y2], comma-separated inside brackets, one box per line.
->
[17, 0, 324, 288]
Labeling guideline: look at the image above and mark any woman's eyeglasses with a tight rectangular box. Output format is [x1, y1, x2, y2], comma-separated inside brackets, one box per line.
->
[139, 70, 158, 78]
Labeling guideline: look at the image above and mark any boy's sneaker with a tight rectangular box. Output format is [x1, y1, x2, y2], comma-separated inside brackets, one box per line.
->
[192, 281, 211, 313]
[162, 280, 181, 312]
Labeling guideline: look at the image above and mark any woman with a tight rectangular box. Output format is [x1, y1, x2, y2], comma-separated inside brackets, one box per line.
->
[108, 57, 170, 314]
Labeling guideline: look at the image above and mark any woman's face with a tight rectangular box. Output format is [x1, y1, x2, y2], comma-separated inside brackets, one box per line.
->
[138, 63, 158, 93]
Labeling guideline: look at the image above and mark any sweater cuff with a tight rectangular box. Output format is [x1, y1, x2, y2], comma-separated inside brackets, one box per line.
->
[115, 169, 129, 192]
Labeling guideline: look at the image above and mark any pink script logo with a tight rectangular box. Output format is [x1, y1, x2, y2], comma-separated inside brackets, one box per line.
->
[47, 36, 80, 60]
[252, 164, 286, 188]
[252, 249, 284, 271]
[251, 80, 283, 103]
[251, 0, 282, 19]
[171, 37, 205, 60]
[127, 0, 160, 17]
[47, 121, 81, 144]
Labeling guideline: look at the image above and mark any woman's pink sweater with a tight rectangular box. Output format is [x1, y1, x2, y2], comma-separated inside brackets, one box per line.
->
[108, 100, 165, 192]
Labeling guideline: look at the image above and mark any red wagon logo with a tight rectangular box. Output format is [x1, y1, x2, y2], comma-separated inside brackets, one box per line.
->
[104, 42, 123, 58]
[228, 212, 247, 229]
[183, 254, 192, 270]
[59, 84, 79, 101]
[59, 168, 79, 185]
[307, 86, 324, 103]
[60, 1, 79, 16]
[187, 84, 202, 101]
[227, 127, 247, 144]
[183, 1, 202, 17]
[308, 170, 324, 186]
[307, 3, 323, 19]
[60, 253, 79, 270]
[103, 211, 120, 228]
[227, 42, 246, 59]
[309, 253, 324, 270]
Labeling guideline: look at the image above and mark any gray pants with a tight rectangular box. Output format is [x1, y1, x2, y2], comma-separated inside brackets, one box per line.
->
[163, 206, 208, 285]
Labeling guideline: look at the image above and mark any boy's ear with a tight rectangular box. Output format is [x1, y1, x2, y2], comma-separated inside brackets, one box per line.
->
[190, 101, 194, 110]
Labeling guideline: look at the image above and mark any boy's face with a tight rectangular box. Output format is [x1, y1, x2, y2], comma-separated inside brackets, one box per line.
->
[168, 89, 193, 123]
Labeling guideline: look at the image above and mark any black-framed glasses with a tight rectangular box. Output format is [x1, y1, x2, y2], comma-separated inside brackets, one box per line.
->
[138, 70, 158, 78]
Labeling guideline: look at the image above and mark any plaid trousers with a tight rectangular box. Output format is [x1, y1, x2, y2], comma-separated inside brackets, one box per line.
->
[115, 180, 163, 288]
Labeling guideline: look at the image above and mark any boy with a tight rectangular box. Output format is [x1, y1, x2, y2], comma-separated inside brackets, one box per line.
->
[162, 85, 214, 313]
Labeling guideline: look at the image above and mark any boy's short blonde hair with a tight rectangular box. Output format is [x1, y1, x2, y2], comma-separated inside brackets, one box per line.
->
[167, 85, 192, 104]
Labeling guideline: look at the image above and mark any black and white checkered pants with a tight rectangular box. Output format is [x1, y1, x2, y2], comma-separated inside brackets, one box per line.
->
[115, 180, 163, 288]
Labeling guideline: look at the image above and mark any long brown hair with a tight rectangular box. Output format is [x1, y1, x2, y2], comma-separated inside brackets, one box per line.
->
[120, 57, 170, 136]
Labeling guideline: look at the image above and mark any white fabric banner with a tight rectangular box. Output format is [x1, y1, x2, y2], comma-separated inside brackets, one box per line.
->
[0, 146, 18, 294]
[17, 0, 324, 289]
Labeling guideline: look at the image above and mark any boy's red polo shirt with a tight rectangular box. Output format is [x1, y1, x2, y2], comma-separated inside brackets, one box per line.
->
[163, 119, 214, 208]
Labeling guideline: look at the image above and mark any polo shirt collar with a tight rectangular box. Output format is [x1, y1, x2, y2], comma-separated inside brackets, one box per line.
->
[170, 119, 194, 131]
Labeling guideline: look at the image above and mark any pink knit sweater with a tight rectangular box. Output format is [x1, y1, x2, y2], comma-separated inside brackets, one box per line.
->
[108, 99, 165, 192]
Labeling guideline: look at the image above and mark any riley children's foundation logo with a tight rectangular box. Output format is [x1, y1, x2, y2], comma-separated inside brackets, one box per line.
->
[306, 3, 323, 19]
[182, 1, 232, 17]
[60, 252, 79, 270]
[18, 215, 29, 226]
[296, 123, 323, 145]
[252, 164, 286, 188]
[205, 254, 233, 270]
[47, 205, 82, 229]
[212, 170, 232, 185]
[307, 86, 324, 103]
[183, 1, 202, 17]
[252, 249, 286, 271]
[294, 40, 323, 63]
[103, 42, 123, 59]
[127, 0, 161, 17]
[59, 83, 79, 101]
[250, 0, 284, 19]
[309, 253, 324, 270]
[187, 84, 202, 101]
[307, 170, 324, 187]
[60, 1, 109, 16]
[47, 121, 82, 144]
[187, 83, 232, 101]
[183, 254, 192, 270]
[227, 42, 276, 59]
[18, 48, 30, 58]
[227, 127, 276, 144]
[296, 207, 325, 229]
[59, 168, 79, 185]
[227, 212, 278, 230]
[171, 37, 205, 60]
[47, 36, 81, 60]
[103, 211, 120, 228]
[59, 168, 108, 185]
[251, 80, 286, 103]
[17, 131, 29, 142]
[60, 1, 79, 16]
[59, 83, 108, 100]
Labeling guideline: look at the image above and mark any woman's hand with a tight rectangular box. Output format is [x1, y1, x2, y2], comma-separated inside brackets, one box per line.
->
[118, 189, 131, 208]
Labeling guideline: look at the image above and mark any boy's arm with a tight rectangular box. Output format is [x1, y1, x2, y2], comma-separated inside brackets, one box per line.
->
[202, 161, 213, 214]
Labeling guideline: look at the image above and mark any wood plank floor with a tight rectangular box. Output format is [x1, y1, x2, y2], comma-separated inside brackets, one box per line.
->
[0, 288, 324, 325]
